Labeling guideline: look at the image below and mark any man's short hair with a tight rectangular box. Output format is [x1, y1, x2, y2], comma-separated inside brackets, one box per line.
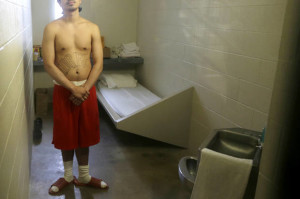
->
[57, 0, 82, 12]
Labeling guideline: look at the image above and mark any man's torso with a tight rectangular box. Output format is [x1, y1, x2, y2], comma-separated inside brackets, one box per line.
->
[54, 18, 93, 81]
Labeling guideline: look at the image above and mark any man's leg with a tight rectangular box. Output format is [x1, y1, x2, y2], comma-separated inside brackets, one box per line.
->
[75, 147, 108, 188]
[49, 150, 74, 194]
[61, 150, 75, 182]
[75, 147, 89, 165]
[75, 147, 91, 183]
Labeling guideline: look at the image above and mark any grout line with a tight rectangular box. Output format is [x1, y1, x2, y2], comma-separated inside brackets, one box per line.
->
[156, 47, 274, 90]
[0, 37, 33, 107]
[144, 30, 280, 62]
[142, 2, 285, 11]
[148, 42, 275, 90]
[190, 106, 241, 129]
[0, 25, 31, 52]
[0, 0, 30, 8]
[0, 78, 25, 169]
[171, 72, 270, 115]
[182, 59, 273, 90]
[0, 58, 23, 106]
[6, 106, 26, 199]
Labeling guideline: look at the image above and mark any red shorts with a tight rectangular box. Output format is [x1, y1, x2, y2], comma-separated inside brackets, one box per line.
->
[52, 85, 100, 150]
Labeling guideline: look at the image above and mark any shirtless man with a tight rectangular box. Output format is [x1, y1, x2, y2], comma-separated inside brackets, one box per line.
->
[42, 0, 108, 195]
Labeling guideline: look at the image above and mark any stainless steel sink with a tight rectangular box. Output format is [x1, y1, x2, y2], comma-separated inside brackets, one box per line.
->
[199, 128, 262, 199]
[198, 128, 262, 168]
[178, 128, 262, 199]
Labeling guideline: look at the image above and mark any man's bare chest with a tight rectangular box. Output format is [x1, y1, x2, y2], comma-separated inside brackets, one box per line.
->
[55, 28, 92, 51]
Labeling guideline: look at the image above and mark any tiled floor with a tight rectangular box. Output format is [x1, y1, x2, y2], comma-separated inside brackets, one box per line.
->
[29, 104, 192, 199]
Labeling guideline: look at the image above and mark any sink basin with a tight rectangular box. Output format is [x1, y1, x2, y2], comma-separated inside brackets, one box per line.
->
[178, 128, 262, 199]
[197, 128, 263, 199]
[198, 128, 262, 168]
[208, 130, 259, 159]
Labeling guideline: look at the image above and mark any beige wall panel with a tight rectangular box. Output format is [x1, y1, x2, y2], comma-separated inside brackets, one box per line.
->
[0, 0, 33, 198]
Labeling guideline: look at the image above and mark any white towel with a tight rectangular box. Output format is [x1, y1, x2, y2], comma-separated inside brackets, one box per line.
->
[122, 42, 140, 52]
[99, 73, 137, 88]
[120, 42, 141, 57]
[120, 51, 141, 58]
[191, 148, 253, 199]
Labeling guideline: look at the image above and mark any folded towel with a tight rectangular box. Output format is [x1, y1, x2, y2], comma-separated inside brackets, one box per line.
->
[100, 73, 137, 88]
[121, 49, 140, 54]
[119, 42, 141, 57]
[191, 148, 253, 199]
[120, 51, 141, 58]
[122, 42, 140, 52]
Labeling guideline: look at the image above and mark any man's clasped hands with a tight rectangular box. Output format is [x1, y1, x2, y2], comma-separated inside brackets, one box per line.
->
[69, 85, 90, 106]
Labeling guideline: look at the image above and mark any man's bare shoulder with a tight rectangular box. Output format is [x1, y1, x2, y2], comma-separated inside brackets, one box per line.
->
[80, 18, 100, 30]
[44, 19, 62, 32]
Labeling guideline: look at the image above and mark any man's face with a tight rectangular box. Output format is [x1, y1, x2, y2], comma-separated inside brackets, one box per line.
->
[58, 0, 82, 12]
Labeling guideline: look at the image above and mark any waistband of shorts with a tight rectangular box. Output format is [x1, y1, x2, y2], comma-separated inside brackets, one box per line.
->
[53, 80, 87, 87]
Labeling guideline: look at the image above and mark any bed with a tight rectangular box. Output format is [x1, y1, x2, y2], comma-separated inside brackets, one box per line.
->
[96, 72, 193, 147]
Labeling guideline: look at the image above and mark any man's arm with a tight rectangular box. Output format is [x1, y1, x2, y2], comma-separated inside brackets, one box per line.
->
[42, 23, 89, 101]
[83, 24, 103, 90]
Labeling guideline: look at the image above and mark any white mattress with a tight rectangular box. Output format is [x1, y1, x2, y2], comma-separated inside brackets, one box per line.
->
[97, 82, 161, 117]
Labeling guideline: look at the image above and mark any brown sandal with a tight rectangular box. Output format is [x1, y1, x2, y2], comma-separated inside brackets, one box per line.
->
[48, 177, 74, 195]
[73, 176, 109, 189]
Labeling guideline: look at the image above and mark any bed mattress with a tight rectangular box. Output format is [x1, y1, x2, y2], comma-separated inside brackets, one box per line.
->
[97, 82, 161, 117]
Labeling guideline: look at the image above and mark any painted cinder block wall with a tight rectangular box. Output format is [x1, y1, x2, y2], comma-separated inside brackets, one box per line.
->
[137, 0, 287, 151]
[0, 0, 34, 198]
[254, 0, 300, 198]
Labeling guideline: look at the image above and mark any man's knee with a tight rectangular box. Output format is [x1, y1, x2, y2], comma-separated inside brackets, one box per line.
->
[75, 147, 89, 155]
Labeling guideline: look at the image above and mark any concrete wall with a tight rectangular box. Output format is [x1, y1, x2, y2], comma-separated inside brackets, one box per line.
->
[137, 0, 287, 151]
[0, 0, 34, 198]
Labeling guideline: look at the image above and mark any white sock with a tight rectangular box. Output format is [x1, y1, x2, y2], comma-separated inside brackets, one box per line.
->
[50, 161, 73, 193]
[64, 161, 74, 182]
[78, 165, 107, 188]
[78, 165, 91, 183]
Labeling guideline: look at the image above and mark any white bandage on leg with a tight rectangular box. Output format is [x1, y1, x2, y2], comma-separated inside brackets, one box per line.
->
[78, 165, 92, 184]
[64, 161, 74, 182]
[50, 161, 73, 193]
[78, 165, 107, 188]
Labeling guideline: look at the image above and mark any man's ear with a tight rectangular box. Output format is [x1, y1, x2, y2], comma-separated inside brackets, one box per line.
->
[79, 0, 82, 12]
